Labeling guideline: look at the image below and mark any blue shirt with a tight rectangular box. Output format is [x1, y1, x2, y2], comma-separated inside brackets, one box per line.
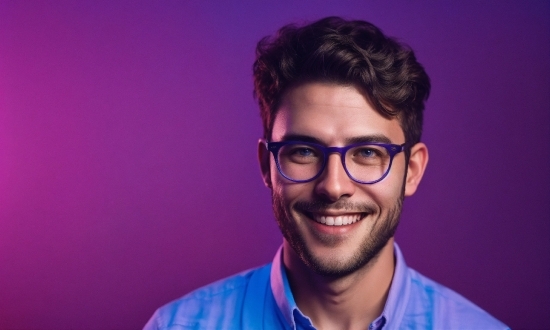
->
[144, 243, 508, 330]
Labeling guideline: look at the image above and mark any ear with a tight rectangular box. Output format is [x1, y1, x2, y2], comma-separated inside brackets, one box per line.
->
[258, 139, 272, 189]
[404, 142, 429, 197]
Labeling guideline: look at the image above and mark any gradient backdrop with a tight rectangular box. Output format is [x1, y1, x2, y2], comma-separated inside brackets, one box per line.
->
[1, 1, 549, 329]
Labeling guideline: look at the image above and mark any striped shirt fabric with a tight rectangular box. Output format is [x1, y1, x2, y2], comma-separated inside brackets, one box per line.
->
[144, 243, 508, 330]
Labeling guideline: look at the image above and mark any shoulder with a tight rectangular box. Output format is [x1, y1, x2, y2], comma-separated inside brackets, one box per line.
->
[144, 264, 271, 330]
[403, 268, 509, 329]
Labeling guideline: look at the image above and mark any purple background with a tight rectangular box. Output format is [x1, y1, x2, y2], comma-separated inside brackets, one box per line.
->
[1, 1, 548, 329]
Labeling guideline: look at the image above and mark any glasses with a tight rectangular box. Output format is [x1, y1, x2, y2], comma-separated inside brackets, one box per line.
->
[265, 140, 405, 184]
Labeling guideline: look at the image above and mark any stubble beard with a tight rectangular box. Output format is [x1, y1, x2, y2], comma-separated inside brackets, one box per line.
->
[272, 190, 404, 278]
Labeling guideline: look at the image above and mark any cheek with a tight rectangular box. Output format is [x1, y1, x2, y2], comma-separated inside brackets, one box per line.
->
[274, 183, 310, 206]
[367, 163, 406, 206]
[270, 163, 287, 198]
[370, 183, 401, 204]
[270, 166, 314, 206]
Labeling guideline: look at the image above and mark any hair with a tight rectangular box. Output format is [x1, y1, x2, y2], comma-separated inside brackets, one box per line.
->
[253, 16, 431, 149]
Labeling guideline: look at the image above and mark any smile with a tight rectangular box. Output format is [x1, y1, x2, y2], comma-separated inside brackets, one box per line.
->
[311, 213, 365, 226]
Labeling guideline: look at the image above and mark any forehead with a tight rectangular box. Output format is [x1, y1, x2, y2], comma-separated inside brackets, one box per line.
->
[271, 83, 405, 145]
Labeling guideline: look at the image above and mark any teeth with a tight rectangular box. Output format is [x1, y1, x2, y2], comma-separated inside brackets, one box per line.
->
[314, 214, 362, 226]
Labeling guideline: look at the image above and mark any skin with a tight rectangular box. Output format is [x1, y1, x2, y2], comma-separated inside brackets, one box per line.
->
[258, 82, 429, 330]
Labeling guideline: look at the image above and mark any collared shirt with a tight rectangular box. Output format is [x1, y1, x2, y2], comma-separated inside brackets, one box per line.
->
[144, 243, 508, 330]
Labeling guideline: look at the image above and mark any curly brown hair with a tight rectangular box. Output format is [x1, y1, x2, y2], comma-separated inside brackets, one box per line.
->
[253, 16, 430, 149]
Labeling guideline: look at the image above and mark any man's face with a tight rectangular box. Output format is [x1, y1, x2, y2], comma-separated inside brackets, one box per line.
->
[262, 82, 408, 277]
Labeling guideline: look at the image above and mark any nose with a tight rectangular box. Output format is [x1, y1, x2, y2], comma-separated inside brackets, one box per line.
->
[314, 153, 356, 202]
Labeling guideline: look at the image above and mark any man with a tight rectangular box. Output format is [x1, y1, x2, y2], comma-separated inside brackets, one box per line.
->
[145, 17, 508, 330]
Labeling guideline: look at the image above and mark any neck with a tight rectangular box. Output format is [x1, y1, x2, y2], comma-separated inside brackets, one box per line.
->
[283, 239, 395, 330]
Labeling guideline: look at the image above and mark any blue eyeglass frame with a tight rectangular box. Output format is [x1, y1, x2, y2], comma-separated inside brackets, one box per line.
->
[265, 140, 406, 184]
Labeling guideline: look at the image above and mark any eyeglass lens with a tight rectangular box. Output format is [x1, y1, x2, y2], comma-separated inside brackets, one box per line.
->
[276, 143, 392, 183]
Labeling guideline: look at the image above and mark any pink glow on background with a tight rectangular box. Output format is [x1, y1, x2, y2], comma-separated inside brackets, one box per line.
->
[1, 1, 548, 329]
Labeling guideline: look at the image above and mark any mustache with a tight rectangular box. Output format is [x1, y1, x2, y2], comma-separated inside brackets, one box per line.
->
[294, 200, 377, 214]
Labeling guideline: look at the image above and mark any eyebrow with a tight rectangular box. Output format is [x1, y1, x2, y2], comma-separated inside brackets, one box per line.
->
[346, 135, 392, 144]
[278, 134, 393, 145]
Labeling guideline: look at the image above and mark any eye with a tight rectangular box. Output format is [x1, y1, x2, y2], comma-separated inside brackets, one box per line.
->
[357, 147, 379, 158]
[280, 144, 321, 164]
[295, 147, 315, 157]
[349, 145, 388, 166]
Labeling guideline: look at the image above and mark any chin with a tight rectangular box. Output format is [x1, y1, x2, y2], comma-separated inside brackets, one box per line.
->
[272, 192, 403, 278]
[298, 231, 394, 278]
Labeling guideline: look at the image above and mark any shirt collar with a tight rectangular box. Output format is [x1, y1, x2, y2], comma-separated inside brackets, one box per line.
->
[270, 242, 410, 329]
[270, 245, 303, 328]
[379, 243, 410, 329]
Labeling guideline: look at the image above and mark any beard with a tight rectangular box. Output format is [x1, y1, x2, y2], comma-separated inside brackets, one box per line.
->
[272, 189, 403, 278]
